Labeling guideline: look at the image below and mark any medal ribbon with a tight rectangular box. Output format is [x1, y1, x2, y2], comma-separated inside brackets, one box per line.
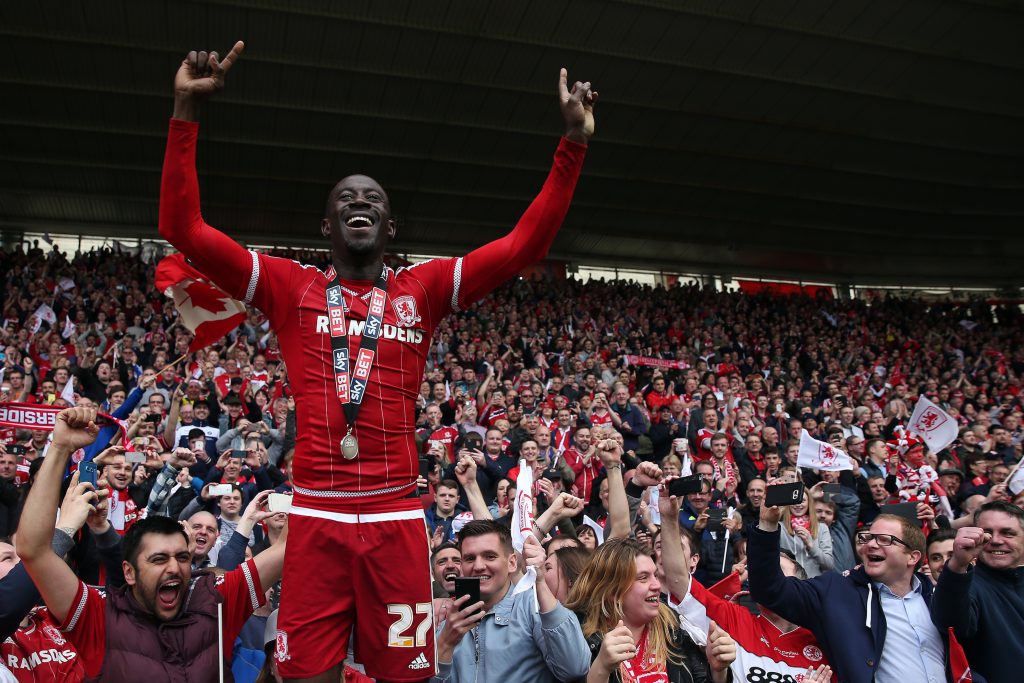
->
[326, 266, 390, 430]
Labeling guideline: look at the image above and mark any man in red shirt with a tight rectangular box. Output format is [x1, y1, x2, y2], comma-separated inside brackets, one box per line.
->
[160, 42, 595, 682]
[16, 407, 286, 681]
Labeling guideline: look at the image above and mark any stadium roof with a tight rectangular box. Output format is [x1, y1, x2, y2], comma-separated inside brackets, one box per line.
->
[2, 1, 1022, 287]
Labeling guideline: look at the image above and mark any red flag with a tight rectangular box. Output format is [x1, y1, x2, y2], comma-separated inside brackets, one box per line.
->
[155, 254, 246, 352]
[947, 628, 972, 682]
[707, 571, 743, 601]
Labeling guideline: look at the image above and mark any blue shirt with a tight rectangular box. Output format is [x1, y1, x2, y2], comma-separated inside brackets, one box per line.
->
[874, 575, 945, 683]
[434, 581, 589, 683]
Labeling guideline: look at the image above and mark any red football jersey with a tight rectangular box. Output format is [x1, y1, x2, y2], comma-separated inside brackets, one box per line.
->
[1, 608, 85, 682]
[159, 119, 586, 513]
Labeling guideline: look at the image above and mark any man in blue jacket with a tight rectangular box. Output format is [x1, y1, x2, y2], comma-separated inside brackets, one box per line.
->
[747, 499, 950, 683]
[931, 500, 1024, 683]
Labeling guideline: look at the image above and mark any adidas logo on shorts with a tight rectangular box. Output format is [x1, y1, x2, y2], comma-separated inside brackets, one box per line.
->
[408, 653, 431, 670]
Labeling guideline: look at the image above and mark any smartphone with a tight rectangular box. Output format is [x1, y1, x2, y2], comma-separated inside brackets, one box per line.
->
[268, 492, 293, 513]
[79, 461, 98, 487]
[209, 483, 234, 496]
[418, 457, 432, 494]
[668, 474, 705, 497]
[706, 508, 726, 533]
[191, 439, 206, 452]
[821, 483, 841, 502]
[5, 444, 26, 456]
[125, 450, 146, 464]
[453, 577, 481, 610]
[765, 481, 806, 507]
[880, 502, 919, 525]
[231, 450, 247, 460]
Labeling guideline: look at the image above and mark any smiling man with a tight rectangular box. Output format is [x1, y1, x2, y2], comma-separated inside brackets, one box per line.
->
[434, 521, 588, 683]
[160, 41, 595, 683]
[16, 407, 286, 681]
[748, 502, 950, 683]
[931, 501, 1024, 683]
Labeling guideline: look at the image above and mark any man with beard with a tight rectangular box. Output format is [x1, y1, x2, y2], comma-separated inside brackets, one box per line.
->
[431, 542, 461, 598]
[17, 406, 286, 681]
[162, 42, 594, 683]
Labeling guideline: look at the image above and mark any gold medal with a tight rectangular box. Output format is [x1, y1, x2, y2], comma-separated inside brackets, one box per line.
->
[341, 432, 359, 460]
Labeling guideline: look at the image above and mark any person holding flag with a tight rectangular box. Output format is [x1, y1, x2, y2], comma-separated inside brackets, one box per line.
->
[160, 40, 596, 681]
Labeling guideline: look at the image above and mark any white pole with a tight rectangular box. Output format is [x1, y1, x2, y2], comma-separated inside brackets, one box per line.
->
[218, 602, 224, 683]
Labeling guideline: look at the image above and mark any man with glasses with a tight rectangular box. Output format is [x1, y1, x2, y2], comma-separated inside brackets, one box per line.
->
[748, 498, 951, 683]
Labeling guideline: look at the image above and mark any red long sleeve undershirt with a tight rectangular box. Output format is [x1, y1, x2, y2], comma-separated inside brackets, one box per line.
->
[158, 118, 587, 310]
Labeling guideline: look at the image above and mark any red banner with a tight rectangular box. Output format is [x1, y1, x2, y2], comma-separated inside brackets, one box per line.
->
[0, 404, 125, 448]
[623, 355, 690, 370]
[0, 402, 62, 430]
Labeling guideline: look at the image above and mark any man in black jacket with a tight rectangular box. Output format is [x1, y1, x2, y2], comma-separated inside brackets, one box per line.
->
[931, 500, 1024, 683]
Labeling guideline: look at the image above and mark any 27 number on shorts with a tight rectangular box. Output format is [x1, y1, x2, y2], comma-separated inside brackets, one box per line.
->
[746, 668, 795, 683]
[387, 603, 432, 648]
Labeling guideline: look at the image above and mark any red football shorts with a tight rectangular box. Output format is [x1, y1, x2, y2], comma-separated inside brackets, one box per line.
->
[275, 499, 435, 680]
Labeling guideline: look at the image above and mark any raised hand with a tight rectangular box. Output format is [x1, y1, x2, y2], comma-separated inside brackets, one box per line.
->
[522, 534, 546, 570]
[169, 447, 197, 469]
[51, 407, 101, 454]
[173, 41, 245, 120]
[454, 455, 478, 487]
[595, 438, 622, 469]
[633, 461, 663, 488]
[706, 620, 737, 679]
[58, 471, 101, 533]
[948, 526, 991, 573]
[594, 620, 635, 675]
[558, 68, 597, 144]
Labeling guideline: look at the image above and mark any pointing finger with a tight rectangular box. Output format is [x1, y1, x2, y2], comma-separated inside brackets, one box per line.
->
[219, 40, 246, 73]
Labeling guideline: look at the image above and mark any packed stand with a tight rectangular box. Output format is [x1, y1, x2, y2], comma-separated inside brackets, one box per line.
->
[2, 240, 1023, 682]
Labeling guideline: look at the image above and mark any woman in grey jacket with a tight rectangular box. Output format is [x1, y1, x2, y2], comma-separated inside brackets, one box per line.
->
[778, 491, 834, 577]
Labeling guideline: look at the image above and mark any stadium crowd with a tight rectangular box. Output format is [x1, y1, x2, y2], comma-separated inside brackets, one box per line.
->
[1, 240, 1023, 682]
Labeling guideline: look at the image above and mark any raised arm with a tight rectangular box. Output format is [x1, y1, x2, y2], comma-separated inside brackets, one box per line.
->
[456, 70, 596, 308]
[158, 42, 273, 306]
[17, 407, 103, 625]
[657, 480, 692, 600]
[596, 438, 631, 541]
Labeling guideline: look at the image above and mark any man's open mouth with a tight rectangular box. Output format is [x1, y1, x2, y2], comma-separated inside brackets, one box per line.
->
[443, 571, 459, 583]
[158, 579, 183, 608]
[345, 214, 374, 228]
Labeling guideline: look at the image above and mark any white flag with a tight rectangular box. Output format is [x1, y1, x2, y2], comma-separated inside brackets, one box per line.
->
[509, 460, 538, 606]
[511, 460, 534, 552]
[797, 430, 853, 471]
[581, 515, 605, 546]
[60, 376, 76, 406]
[58, 277, 76, 291]
[33, 304, 57, 326]
[908, 396, 958, 454]
[1008, 457, 1024, 496]
[62, 316, 75, 339]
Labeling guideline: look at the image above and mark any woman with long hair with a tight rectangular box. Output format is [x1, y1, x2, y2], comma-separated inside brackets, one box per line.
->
[565, 538, 735, 683]
[778, 491, 833, 577]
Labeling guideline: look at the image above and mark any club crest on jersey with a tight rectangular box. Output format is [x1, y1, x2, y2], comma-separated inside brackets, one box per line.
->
[275, 630, 291, 662]
[392, 295, 422, 327]
[43, 623, 66, 646]
[802, 645, 823, 661]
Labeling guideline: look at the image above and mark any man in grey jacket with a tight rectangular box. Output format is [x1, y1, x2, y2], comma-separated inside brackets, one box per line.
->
[434, 520, 589, 682]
